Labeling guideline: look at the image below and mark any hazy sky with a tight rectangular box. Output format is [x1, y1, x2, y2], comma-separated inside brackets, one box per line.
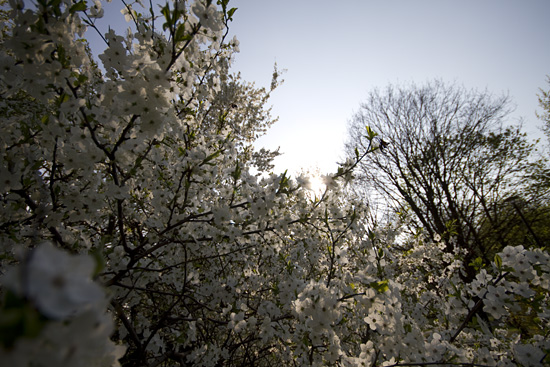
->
[82, 0, 550, 176]
[226, 0, 550, 175]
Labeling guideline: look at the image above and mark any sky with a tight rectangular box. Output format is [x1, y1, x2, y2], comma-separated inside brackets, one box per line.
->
[225, 0, 550, 175]
[81, 0, 550, 176]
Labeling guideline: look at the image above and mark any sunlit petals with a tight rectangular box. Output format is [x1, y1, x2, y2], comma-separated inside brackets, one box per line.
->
[191, 1, 223, 32]
[88, 0, 104, 18]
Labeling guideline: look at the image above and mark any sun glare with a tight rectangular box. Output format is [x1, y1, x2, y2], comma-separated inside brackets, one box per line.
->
[297, 171, 327, 198]
[307, 175, 326, 195]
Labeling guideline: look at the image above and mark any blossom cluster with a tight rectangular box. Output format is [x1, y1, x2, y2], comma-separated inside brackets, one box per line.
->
[0, 0, 548, 366]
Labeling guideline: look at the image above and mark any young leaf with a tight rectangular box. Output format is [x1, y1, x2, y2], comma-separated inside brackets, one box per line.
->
[494, 254, 503, 270]
[69, 1, 87, 14]
[370, 280, 389, 293]
[365, 125, 378, 140]
[227, 7, 237, 21]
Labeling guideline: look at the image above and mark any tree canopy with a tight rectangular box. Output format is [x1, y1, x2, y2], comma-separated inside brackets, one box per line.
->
[0, 1, 549, 367]
[346, 81, 548, 279]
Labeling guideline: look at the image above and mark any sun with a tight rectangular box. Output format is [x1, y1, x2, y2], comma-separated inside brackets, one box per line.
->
[307, 175, 326, 195]
[296, 169, 327, 197]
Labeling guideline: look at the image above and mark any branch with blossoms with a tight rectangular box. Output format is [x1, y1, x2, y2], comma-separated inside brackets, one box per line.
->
[449, 270, 509, 343]
[1, 1, 549, 366]
[301, 125, 378, 208]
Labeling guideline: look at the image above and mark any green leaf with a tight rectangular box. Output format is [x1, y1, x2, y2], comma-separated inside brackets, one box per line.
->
[370, 279, 389, 293]
[174, 23, 186, 43]
[365, 125, 378, 140]
[469, 257, 484, 271]
[227, 7, 237, 21]
[494, 254, 502, 270]
[161, 3, 172, 31]
[74, 73, 88, 87]
[69, 1, 87, 14]
[231, 161, 241, 181]
[217, 0, 230, 8]
[277, 170, 290, 194]
[203, 150, 220, 163]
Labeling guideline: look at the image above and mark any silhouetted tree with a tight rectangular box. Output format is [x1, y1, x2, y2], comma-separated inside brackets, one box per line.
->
[346, 80, 545, 279]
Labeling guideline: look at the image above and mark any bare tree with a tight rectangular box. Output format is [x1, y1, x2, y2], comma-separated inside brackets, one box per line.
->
[346, 80, 542, 279]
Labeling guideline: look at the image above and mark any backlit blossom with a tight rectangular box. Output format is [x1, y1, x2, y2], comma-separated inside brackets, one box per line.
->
[89, 0, 104, 18]
[0, 1, 549, 366]
[191, 1, 222, 31]
[321, 174, 339, 190]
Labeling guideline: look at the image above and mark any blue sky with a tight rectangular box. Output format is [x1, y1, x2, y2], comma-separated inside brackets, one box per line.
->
[226, 0, 550, 175]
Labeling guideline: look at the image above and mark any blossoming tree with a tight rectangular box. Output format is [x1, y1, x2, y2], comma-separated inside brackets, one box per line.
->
[0, 0, 548, 366]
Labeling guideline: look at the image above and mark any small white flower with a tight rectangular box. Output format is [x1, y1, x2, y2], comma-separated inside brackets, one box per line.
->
[509, 282, 535, 298]
[296, 175, 312, 190]
[89, 0, 104, 18]
[499, 245, 523, 266]
[512, 343, 545, 367]
[321, 174, 339, 190]
[120, 6, 134, 23]
[191, 1, 223, 31]
[483, 285, 509, 320]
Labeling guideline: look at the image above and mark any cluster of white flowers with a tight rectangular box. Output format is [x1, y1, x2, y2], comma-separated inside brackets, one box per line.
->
[0, 0, 549, 366]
